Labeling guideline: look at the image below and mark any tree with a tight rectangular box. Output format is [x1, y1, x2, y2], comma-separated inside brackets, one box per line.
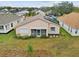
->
[46, 1, 73, 16]
[73, 7, 79, 12]
[58, 1, 73, 14]
[51, 6, 61, 16]
[6, 6, 12, 11]
[24, 7, 38, 17]
[40, 7, 51, 12]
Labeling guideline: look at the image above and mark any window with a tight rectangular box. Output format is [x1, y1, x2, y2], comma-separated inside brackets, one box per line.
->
[5, 24, 9, 30]
[17, 20, 20, 23]
[11, 23, 13, 27]
[0, 26, 4, 30]
[19, 28, 27, 33]
[51, 27, 55, 31]
[62, 23, 63, 26]
[31, 29, 46, 37]
[41, 29, 46, 36]
[68, 26, 70, 31]
[70, 28, 72, 32]
[37, 30, 40, 35]
[5, 25, 8, 30]
[62, 22, 64, 27]
[31, 29, 36, 36]
[75, 30, 78, 34]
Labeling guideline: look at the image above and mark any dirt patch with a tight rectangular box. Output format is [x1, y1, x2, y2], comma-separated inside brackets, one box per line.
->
[0, 49, 52, 57]
[0, 50, 27, 57]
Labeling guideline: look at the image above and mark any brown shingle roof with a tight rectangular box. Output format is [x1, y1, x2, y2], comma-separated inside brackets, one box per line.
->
[58, 12, 79, 29]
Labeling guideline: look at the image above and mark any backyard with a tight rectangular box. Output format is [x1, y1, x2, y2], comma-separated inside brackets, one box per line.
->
[0, 28, 79, 56]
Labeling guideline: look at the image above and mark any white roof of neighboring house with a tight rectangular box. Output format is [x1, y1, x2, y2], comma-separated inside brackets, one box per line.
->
[58, 12, 79, 29]
[15, 10, 29, 16]
[0, 10, 10, 14]
[36, 10, 45, 16]
[0, 13, 21, 25]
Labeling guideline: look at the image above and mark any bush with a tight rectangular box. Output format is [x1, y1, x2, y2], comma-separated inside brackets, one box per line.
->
[16, 35, 36, 40]
[16, 35, 49, 40]
[27, 45, 33, 56]
[40, 35, 49, 39]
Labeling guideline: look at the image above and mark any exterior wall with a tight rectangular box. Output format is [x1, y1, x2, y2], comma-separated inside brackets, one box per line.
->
[0, 21, 17, 33]
[0, 25, 6, 33]
[16, 19, 60, 36]
[48, 23, 60, 34]
[59, 20, 79, 36]
[70, 28, 79, 36]
[16, 19, 49, 36]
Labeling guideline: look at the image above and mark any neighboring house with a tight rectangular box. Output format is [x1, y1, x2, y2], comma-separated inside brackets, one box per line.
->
[16, 15, 60, 37]
[9, 9, 18, 13]
[0, 13, 24, 33]
[0, 11, 6, 14]
[15, 10, 29, 16]
[0, 9, 11, 14]
[58, 12, 79, 36]
[36, 10, 45, 16]
[45, 10, 52, 15]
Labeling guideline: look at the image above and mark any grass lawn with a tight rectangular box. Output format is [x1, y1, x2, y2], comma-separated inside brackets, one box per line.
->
[0, 28, 79, 56]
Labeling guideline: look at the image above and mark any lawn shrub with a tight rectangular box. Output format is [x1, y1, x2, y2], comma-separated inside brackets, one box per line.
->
[27, 44, 33, 56]
[16, 35, 49, 39]
[40, 35, 49, 39]
[16, 35, 36, 40]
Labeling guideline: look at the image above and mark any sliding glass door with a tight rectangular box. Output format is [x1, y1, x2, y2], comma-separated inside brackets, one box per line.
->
[31, 29, 46, 37]
[36, 29, 41, 37]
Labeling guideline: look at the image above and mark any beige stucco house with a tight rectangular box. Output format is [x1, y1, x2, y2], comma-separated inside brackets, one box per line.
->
[16, 15, 60, 37]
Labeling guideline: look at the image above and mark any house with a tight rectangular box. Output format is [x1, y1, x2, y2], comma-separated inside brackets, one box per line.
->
[16, 15, 60, 37]
[45, 10, 52, 15]
[36, 10, 45, 16]
[0, 13, 24, 33]
[58, 12, 79, 36]
[15, 10, 29, 16]
[0, 9, 11, 14]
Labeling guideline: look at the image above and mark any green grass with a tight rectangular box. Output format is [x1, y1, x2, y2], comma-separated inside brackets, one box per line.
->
[73, 7, 79, 13]
[0, 30, 16, 42]
[0, 28, 79, 56]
